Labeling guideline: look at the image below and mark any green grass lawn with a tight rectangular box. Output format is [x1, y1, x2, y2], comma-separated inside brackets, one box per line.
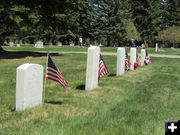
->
[0, 53, 180, 135]
[2, 45, 180, 55]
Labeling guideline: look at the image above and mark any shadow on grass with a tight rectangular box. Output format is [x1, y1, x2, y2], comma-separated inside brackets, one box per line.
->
[76, 85, 85, 90]
[45, 100, 63, 105]
[0, 50, 62, 59]
[11, 108, 16, 112]
[108, 73, 116, 77]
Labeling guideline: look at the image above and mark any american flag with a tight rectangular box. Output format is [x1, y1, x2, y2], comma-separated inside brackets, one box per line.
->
[99, 55, 109, 79]
[145, 49, 151, 64]
[125, 49, 131, 70]
[46, 54, 67, 89]
[136, 50, 141, 66]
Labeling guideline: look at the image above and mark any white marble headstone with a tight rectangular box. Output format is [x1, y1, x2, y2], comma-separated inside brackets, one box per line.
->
[141, 49, 146, 66]
[17, 44, 20, 47]
[155, 43, 159, 52]
[57, 42, 62, 46]
[16, 63, 44, 111]
[117, 48, 125, 76]
[35, 41, 44, 48]
[85, 46, 100, 90]
[9, 41, 14, 47]
[24, 43, 28, 46]
[49, 42, 53, 46]
[130, 47, 137, 70]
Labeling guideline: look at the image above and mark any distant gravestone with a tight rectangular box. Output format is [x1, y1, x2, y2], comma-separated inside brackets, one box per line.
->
[130, 47, 137, 70]
[35, 41, 44, 48]
[16, 44, 20, 47]
[24, 43, 28, 46]
[99, 43, 102, 47]
[117, 48, 125, 76]
[155, 43, 159, 52]
[141, 49, 146, 66]
[57, 42, 62, 46]
[49, 42, 53, 46]
[16, 63, 44, 111]
[9, 41, 14, 47]
[85, 46, 100, 90]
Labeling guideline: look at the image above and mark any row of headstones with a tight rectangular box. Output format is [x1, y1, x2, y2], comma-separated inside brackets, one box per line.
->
[15, 46, 146, 111]
[8, 41, 63, 48]
[85, 46, 147, 90]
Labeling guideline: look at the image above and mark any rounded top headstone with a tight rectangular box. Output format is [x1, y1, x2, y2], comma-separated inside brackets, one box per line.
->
[17, 63, 43, 71]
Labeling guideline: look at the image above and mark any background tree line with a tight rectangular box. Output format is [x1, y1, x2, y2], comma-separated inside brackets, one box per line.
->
[0, 0, 180, 51]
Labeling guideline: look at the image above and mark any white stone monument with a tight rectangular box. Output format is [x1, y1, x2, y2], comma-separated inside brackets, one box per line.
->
[35, 41, 44, 48]
[49, 42, 53, 46]
[57, 42, 62, 46]
[85, 46, 100, 90]
[9, 41, 14, 47]
[130, 47, 137, 70]
[117, 48, 125, 76]
[16, 63, 44, 111]
[155, 43, 159, 52]
[141, 49, 146, 66]
[24, 43, 28, 46]
[17, 44, 20, 47]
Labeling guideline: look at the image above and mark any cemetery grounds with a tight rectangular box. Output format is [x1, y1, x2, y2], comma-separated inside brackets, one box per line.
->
[0, 46, 180, 135]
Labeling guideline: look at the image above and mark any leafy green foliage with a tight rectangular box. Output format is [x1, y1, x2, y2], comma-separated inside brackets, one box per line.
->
[0, 0, 180, 49]
[157, 25, 180, 47]
[88, 0, 131, 46]
[130, 0, 162, 42]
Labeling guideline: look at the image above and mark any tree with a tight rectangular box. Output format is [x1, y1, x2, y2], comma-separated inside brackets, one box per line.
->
[130, 0, 162, 44]
[87, 0, 132, 46]
[157, 25, 180, 47]
[161, 0, 180, 28]
[0, 0, 19, 52]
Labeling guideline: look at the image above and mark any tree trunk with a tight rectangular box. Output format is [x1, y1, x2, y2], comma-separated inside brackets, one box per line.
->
[107, 36, 111, 46]
[0, 38, 5, 52]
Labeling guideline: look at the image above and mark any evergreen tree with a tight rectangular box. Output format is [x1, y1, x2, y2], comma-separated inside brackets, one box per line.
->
[0, 0, 21, 52]
[162, 0, 180, 28]
[88, 0, 131, 46]
[131, 0, 162, 44]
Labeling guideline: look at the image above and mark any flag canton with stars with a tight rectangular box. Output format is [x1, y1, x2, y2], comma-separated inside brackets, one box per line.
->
[46, 54, 67, 89]
[165, 120, 180, 135]
[99, 55, 109, 79]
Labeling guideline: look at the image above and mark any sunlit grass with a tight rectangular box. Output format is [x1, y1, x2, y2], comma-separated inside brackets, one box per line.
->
[0, 54, 180, 135]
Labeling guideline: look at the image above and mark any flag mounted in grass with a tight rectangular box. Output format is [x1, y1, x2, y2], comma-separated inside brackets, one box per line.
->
[125, 49, 131, 70]
[145, 49, 151, 64]
[99, 54, 109, 79]
[136, 50, 141, 66]
[46, 54, 67, 89]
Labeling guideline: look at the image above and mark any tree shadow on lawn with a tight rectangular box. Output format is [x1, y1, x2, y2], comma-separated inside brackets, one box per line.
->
[0, 50, 62, 59]
[76, 84, 85, 90]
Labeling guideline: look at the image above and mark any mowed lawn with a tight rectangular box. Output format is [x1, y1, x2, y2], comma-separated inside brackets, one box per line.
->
[0, 53, 180, 135]
[3, 45, 180, 55]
